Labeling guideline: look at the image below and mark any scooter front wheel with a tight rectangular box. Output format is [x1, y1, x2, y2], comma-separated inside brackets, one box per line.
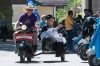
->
[79, 49, 88, 61]
[88, 55, 100, 66]
[19, 50, 25, 62]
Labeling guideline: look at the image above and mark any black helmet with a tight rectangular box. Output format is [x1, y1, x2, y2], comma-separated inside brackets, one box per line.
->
[46, 14, 53, 20]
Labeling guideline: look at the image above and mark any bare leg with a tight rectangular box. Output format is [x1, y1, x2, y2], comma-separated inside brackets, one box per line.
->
[32, 27, 37, 45]
[13, 32, 16, 43]
[13, 32, 18, 53]
[13, 32, 19, 53]
[32, 32, 37, 45]
[32, 28, 38, 52]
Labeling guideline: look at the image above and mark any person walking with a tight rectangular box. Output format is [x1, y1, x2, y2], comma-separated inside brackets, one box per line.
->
[0, 16, 8, 42]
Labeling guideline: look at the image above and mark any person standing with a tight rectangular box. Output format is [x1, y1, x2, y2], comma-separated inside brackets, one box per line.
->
[0, 16, 8, 42]
[40, 15, 46, 28]
[65, 10, 75, 51]
[84, 9, 93, 21]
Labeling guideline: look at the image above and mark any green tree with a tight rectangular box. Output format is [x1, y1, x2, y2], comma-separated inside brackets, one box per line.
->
[67, 0, 82, 7]
[56, 0, 82, 22]
[0, 0, 13, 39]
[0, 12, 4, 20]
[67, 0, 82, 17]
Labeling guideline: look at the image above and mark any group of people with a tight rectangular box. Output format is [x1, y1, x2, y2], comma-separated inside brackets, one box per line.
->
[13, 4, 68, 57]
[13, 3, 100, 57]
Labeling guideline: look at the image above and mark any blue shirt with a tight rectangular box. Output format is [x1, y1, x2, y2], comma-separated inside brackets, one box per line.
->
[94, 17, 100, 24]
[40, 21, 46, 28]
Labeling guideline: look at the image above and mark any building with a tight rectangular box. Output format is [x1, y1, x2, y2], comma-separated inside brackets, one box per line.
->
[12, 0, 68, 22]
[82, 0, 100, 14]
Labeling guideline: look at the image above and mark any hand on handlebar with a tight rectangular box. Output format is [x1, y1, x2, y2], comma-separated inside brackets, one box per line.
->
[57, 24, 64, 29]
[32, 27, 37, 32]
[13, 26, 21, 31]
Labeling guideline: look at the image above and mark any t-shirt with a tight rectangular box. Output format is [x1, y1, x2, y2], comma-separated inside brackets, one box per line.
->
[65, 16, 75, 30]
[18, 13, 37, 29]
[40, 21, 46, 28]
[0, 19, 8, 26]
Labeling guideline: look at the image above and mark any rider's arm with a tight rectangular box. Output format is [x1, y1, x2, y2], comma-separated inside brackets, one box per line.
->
[33, 14, 38, 28]
[15, 21, 19, 28]
[14, 15, 24, 31]
[13, 21, 20, 31]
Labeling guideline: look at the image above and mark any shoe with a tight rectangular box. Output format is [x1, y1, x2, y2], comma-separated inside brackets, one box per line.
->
[32, 45, 37, 52]
[34, 45, 37, 52]
[56, 54, 63, 57]
[15, 50, 18, 54]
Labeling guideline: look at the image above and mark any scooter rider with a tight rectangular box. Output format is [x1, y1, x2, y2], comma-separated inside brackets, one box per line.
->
[13, 4, 38, 53]
[41, 14, 68, 57]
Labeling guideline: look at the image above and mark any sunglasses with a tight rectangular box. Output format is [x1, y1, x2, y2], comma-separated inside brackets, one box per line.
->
[27, 9, 33, 11]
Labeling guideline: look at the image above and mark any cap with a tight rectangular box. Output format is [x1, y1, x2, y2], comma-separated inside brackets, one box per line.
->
[41, 15, 46, 18]
[46, 14, 53, 20]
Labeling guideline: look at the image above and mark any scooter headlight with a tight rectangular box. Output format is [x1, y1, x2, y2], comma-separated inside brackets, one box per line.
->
[21, 25, 27, 30]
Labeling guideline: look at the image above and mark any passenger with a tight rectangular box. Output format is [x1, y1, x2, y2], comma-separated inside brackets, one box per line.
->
[41, 14, 68, 57]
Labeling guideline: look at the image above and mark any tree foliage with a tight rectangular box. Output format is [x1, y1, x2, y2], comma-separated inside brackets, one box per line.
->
[0, 12, 3, 20]
[56, 0, 82, 22]
[67, 0, 82, 7]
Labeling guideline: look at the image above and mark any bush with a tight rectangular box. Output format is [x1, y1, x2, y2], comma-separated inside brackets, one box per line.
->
[0, 12, 4, 20]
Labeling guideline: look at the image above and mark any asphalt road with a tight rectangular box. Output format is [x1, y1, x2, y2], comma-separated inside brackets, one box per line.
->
[0, 40, 90, 66]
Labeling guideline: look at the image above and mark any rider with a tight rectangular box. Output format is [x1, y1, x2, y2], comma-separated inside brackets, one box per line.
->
[41, 14, 68, 57]
[13, 4, 38, 53]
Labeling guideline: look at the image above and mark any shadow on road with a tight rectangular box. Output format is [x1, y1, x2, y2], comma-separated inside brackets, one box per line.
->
[0, 40, 15, 52]
[15, 60, 68, 64]
[43, 60, 68, 63]
[81, 62, 88, 63]
[15, 61, 42, 64]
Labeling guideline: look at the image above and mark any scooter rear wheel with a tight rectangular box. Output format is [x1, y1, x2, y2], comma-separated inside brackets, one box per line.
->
[61, 54, 65, 61]
[79, 49, 88, 61]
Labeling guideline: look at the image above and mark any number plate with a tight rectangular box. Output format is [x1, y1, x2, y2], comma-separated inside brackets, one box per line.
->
[21, 35, 28, 38]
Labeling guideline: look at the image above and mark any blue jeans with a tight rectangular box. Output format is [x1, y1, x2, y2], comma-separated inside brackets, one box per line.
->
[66, 30, 73, 50]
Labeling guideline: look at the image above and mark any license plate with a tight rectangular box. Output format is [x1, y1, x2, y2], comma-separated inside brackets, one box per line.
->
[16, 34, 32, 39]
[21, 35, 28, 38]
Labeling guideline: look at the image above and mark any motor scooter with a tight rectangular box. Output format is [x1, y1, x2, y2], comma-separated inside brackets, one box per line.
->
[72, 34, 82, 53]
[15, 25, 34, 62]
[87, 46, 100, 66]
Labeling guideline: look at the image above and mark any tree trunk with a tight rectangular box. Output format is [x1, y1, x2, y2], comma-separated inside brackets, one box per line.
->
[0, 0, 13, 39]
